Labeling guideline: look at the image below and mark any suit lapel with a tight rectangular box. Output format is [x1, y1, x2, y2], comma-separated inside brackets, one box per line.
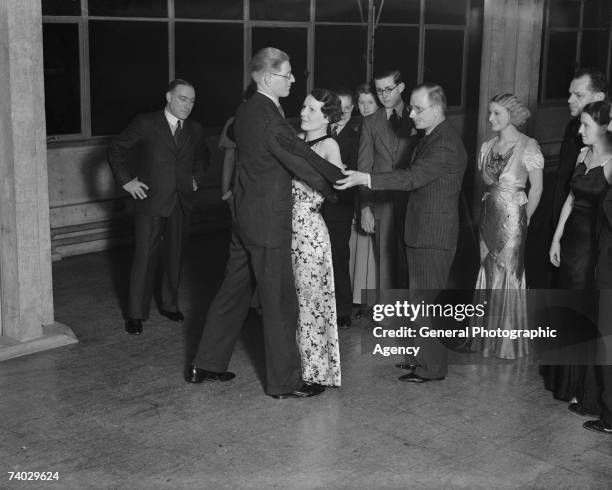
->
[374, 110, 397, 161]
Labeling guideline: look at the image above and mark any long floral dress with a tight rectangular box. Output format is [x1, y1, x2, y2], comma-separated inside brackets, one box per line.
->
[291, 135, 341, 386]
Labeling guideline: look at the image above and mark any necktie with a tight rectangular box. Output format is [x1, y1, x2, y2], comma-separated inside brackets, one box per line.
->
[278, 104, 285, 118]
[174, 120, 182, 145]
[389, 111, 400, 133]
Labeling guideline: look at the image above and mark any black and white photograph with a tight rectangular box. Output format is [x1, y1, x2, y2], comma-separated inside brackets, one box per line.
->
[2, 0, 612, 488]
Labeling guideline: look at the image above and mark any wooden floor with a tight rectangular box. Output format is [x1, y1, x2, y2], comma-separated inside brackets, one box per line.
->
[1, 230, 612, 489]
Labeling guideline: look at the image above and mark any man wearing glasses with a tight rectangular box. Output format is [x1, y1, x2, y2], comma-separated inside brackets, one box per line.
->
[357, 69, 417, 295]
[185, 47, 342, 399]
[336, 83, 467, 383]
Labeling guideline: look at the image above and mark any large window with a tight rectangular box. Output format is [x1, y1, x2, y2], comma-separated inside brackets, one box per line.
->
[540, 0, 612, 101]
[42, 0, 482, 140]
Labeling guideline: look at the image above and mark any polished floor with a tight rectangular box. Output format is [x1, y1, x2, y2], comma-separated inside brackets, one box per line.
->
[2, 230, 612, 489]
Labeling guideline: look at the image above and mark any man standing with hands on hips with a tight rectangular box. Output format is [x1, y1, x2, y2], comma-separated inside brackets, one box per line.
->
[108, 79, 209, 335]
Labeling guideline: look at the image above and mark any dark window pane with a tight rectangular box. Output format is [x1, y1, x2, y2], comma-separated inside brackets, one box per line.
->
[314, 26, 367, 90]
[424, 29, 464, 106]
[89, 21, 168, 135]
[88, 0, 167, 17]
[252, 27, 308, 117]
[373, 27, 419, 91]
[545, 31, 577, 99]
[315, 0, 367, 22]
[175, 0, 243, 19]
[378, 0, 420, 24]
[583, 0, 612, 28]
[548, 0, 580, 28]
[425, 0, 467, 25]
[43, 23, 81, 135]
[250, 0, 309, 21]
[42, 0, 80, 16]
[580, 30, 610, 74]
[175, 23, 243, 127]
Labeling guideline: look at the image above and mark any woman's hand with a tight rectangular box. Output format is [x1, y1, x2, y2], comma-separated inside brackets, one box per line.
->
[549, 241, 561, 267]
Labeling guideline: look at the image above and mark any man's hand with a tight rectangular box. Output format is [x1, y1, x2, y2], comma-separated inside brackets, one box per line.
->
[334, 169, 369, 190]
[360, 206, 375, 234]
[123, 177, 149, 200]
[192, 177, 198, 191]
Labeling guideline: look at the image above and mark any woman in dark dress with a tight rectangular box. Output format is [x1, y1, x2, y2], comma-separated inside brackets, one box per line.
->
[546, 101, 612, 414]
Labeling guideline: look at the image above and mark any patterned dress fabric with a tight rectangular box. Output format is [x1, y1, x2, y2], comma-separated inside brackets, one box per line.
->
[470, 134, 544, 359]
[291, 136, 341, 386]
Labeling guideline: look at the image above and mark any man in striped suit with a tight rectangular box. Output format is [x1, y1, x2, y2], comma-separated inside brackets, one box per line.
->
[336, 83, 467, 382]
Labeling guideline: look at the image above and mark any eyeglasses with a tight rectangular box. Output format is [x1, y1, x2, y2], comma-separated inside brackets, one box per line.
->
[375, 85, 399, 96]
[271, 72, 293, 81]
[409, 105, 432, 115]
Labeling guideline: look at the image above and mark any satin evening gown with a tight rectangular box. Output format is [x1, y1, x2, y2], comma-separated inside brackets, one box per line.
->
[471, 134, 544, 359]
[543, 148, 610, 406]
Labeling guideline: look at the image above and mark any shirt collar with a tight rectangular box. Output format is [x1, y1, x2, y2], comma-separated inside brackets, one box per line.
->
[164, 108, 181, 128]
[385, 101, 405, 119]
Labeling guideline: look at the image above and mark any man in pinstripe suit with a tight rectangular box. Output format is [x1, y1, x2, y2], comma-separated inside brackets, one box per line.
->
[336, 83, 467, 382]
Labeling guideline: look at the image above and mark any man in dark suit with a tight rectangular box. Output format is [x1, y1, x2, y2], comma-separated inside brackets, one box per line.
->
[323, 89, 360, 329]
[184, 47, 343, 399]
[108, 79, 209, 335]
[336, 83, 467, 382]
[358, 69, 417, 292]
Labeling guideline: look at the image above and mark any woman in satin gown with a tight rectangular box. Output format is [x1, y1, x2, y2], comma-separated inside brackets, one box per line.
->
[546, 100, 612, 413]
[349, 83, 379, 315]
[470, 93, 544, 359]
[292, 89, 345, 388]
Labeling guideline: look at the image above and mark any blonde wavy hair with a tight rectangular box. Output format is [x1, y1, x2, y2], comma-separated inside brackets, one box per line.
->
[490, 93, 531, 127]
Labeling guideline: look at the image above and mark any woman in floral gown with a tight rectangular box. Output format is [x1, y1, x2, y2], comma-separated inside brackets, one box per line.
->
[292, 88, 345, 388]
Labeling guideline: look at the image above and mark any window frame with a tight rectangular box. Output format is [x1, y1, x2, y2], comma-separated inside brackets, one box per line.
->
[539, 0, 612, 104]
[43, 0, 478, 141]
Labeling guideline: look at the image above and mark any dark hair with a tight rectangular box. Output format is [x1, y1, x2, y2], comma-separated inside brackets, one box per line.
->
[574, 67, 608, 95]
[355, 82, 379, 102]
[310, 88, 342, 125]
[333, 87, 354, 102]
[582, 100, 612, 126]
[167, 78, 194, 93]
[412, 82, 447, 112]
[374, 68, 402, 85]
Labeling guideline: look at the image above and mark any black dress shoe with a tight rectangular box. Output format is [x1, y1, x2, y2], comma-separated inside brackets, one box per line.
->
[338, 316, 352, 329]
[184, 365, 235, 383]
[398, 372, 444, 383]
[160, 309, 184, 322]
[583, 419, 612, 434]
[125, 318, 142, 335]
[394, 363, 420, 371]
[568, 402, 600, 417]
[270, 383, 325, 399]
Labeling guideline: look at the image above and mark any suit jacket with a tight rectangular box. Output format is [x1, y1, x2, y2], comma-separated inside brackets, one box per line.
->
[358, 107, 417, 213]
[233, 92, 343, 248]
[551, 118, 582, 229]
[370, 119, 467, 250]
[107, 111, 209, 216]
[322, 123, 360, 222]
